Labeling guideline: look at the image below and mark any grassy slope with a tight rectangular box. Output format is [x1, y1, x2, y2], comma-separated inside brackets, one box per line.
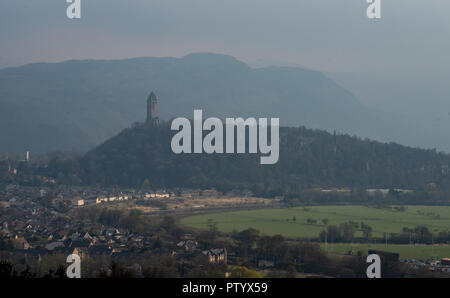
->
[180, 205, 450, 239]
[181, 205, 450, 259]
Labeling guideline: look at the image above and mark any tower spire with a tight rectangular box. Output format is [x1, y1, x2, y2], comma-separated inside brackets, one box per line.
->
[146, 92, 159, 125]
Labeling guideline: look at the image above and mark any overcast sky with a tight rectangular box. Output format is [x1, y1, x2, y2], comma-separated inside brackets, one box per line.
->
[1, 0, 449, 76]
[1, 0, 450, 150]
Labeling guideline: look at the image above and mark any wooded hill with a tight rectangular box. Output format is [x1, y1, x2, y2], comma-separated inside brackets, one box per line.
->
[44, 122, 450, 198]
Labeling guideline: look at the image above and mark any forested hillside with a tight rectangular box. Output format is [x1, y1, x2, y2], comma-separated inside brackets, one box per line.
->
[44, 122, 450, 197]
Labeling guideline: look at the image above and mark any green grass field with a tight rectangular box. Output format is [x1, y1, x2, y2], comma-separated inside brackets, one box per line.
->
[181, 205, 450, 259]
[181, 205, 450, 239]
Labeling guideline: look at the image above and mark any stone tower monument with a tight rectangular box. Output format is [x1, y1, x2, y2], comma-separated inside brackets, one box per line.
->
[146, 92, 159, 125]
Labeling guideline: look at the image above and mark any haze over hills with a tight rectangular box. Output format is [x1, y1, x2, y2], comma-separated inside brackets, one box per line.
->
[0, 53, 396, 155]
[327, 71, 450, 153]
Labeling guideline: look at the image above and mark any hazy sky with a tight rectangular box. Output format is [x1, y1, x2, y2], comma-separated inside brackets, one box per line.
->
[1, 0, 449, 75]
[1, 0, 450, 151]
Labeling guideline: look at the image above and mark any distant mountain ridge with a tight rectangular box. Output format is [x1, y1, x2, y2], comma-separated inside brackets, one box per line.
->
[0, 53, 384, 154]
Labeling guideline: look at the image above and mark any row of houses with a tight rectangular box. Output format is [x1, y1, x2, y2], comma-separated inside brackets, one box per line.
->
[73, 192, 175, 207]
[35, 229, 152, 260]
[73, 188, 226, 207]
[144, 192, 171, 199]
[173, 237, 227, 265]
